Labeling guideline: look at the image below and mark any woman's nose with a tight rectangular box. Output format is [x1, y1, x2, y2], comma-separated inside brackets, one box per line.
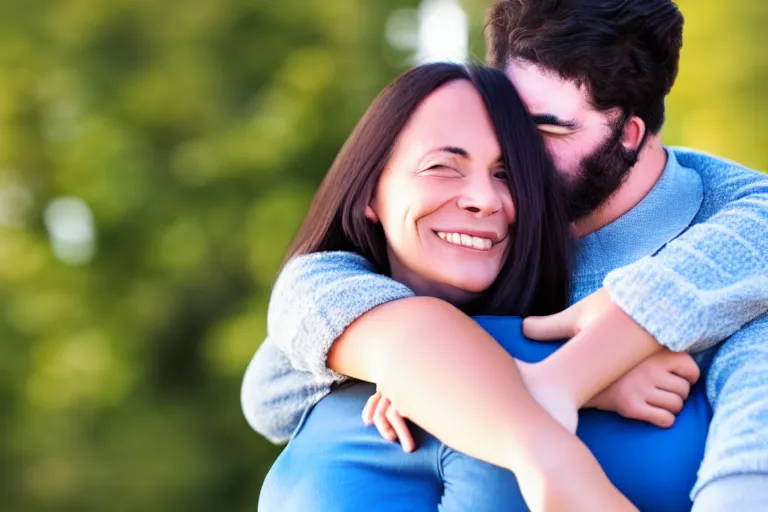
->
[457, 176, 502, 216]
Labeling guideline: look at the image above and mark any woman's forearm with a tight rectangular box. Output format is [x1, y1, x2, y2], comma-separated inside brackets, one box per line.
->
[536, 452, 638, 512]
[329, 297, 557, 469]
[327, 296, 635, 510]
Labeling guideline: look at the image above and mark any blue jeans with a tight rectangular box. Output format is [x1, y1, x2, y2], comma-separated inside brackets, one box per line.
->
[259, 317, 712, 511]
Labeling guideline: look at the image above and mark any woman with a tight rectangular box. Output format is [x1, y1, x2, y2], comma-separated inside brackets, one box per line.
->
[251, 63, 708, 511]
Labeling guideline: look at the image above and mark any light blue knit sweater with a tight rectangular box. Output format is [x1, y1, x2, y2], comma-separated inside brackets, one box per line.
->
[242, 147, 768, 496]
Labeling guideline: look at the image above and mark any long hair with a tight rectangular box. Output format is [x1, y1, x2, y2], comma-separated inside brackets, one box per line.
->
[286, 62, 571, 316]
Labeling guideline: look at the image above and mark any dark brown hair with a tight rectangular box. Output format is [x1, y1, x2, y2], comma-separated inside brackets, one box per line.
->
[286, 63, 570, 316]
[486, 0, 684, 134]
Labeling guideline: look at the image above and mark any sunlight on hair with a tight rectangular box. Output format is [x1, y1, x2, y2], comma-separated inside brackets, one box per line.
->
[415, 0, 468, 64]
[43, 197, 97, 265]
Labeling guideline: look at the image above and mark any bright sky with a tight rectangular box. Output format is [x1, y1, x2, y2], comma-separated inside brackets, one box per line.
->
[415, 0, 469, 64]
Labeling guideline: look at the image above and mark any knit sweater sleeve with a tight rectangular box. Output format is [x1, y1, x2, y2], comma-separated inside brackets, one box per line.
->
[241, 251, 414, 442]
[267, 251, 415, 377]
[605, 149, 768, 353]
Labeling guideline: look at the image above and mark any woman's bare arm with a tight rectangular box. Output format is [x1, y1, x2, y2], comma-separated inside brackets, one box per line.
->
[328, 296, 636, 511]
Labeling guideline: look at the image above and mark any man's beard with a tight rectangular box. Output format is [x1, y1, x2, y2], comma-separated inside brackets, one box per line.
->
[565, 122, 640, 221]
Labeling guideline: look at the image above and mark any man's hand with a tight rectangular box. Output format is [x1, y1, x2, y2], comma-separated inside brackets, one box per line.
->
[586, 350, 700, 427]
[362, 389, 416, 452]
[522, 287, 665, 409]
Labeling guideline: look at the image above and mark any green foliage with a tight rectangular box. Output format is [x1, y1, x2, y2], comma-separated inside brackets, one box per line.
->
[0, 1, 418, 510]
[666, 0, 768, 169]
[0, 1, 764, 511]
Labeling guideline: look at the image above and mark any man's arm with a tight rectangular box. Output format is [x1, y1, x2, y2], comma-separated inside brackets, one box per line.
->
[606, 148, 768, 353]
[525, 152, 767, 399]
[691, 312, 768, 502]
[266, 251, 415, 377]
[241, 251, 414, 441]
[241, 339, 336, 443]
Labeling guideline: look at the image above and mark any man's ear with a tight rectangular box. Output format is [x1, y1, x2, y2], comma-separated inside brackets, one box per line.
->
[621, 115, 646, 152]
[365, 204, 379, 223]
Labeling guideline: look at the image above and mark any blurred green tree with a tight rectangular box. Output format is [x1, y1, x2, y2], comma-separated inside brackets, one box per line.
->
[0, 1, 418, 510]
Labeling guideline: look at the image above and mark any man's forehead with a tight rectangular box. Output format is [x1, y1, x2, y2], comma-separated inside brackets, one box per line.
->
[504, 60, 589, 119]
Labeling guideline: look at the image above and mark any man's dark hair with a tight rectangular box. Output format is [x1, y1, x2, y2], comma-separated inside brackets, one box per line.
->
[486, 0, 684, 134]
[286, 63, 572, 316]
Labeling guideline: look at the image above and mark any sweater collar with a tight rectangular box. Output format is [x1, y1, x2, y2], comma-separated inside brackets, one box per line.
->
[573, 148, 704, 279]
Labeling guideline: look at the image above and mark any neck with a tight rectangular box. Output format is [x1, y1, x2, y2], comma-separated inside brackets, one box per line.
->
[573, 135, 667, 238]
[389, 265, 479, 307]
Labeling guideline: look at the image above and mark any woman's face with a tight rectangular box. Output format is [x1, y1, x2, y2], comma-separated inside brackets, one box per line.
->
[367, 79, 515, 305]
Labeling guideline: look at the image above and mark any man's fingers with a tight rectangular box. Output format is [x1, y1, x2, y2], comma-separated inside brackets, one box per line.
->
[368, 393, 416, 451]
[647, 388, 685, 415]
[373, 397, 397, 442]
[655, 372, 692, 401]
[386, 407, 415, 452]
[669, 353, 701, 385]
[522, 309, 576, 341]
[637, 404, 677, 429]
[362, 391, 382, 426]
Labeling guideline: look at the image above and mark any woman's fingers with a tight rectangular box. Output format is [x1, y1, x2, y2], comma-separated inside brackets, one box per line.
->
[373, 396, 397, 442]
[362, 391, 382, 426]
[386, 406, 416, 452]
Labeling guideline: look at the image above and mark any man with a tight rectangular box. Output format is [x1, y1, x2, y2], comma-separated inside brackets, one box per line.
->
[483, 1, 768, 507]
[244, 0, 768, 509]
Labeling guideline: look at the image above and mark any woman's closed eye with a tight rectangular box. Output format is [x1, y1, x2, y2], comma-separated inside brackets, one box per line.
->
[417, 164, 462, 177]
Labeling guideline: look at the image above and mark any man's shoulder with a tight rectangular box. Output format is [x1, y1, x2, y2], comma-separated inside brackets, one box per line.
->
[667, 146, 767, 226]
[670, 146, 763, 176]
[281, 251, 376, 281]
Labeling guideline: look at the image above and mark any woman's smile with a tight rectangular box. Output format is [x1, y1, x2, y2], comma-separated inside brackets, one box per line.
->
[433, 230, 505, 252]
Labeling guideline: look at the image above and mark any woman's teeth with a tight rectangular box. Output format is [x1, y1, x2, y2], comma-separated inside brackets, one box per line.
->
[436, 231, 493, 251]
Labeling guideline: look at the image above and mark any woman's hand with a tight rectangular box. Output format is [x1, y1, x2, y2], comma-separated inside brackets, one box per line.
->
[362, 389, 416, 452]
[585, 350, 700, 427]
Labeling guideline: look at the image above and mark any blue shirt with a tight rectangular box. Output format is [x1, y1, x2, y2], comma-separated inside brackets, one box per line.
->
[258, 316, 711, 511]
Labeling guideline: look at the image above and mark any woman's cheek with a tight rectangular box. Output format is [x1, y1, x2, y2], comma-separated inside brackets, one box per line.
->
[497, 189, 516, 224]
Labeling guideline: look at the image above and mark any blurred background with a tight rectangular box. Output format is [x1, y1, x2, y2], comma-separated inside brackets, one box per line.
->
[0, 0, 765, 510]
